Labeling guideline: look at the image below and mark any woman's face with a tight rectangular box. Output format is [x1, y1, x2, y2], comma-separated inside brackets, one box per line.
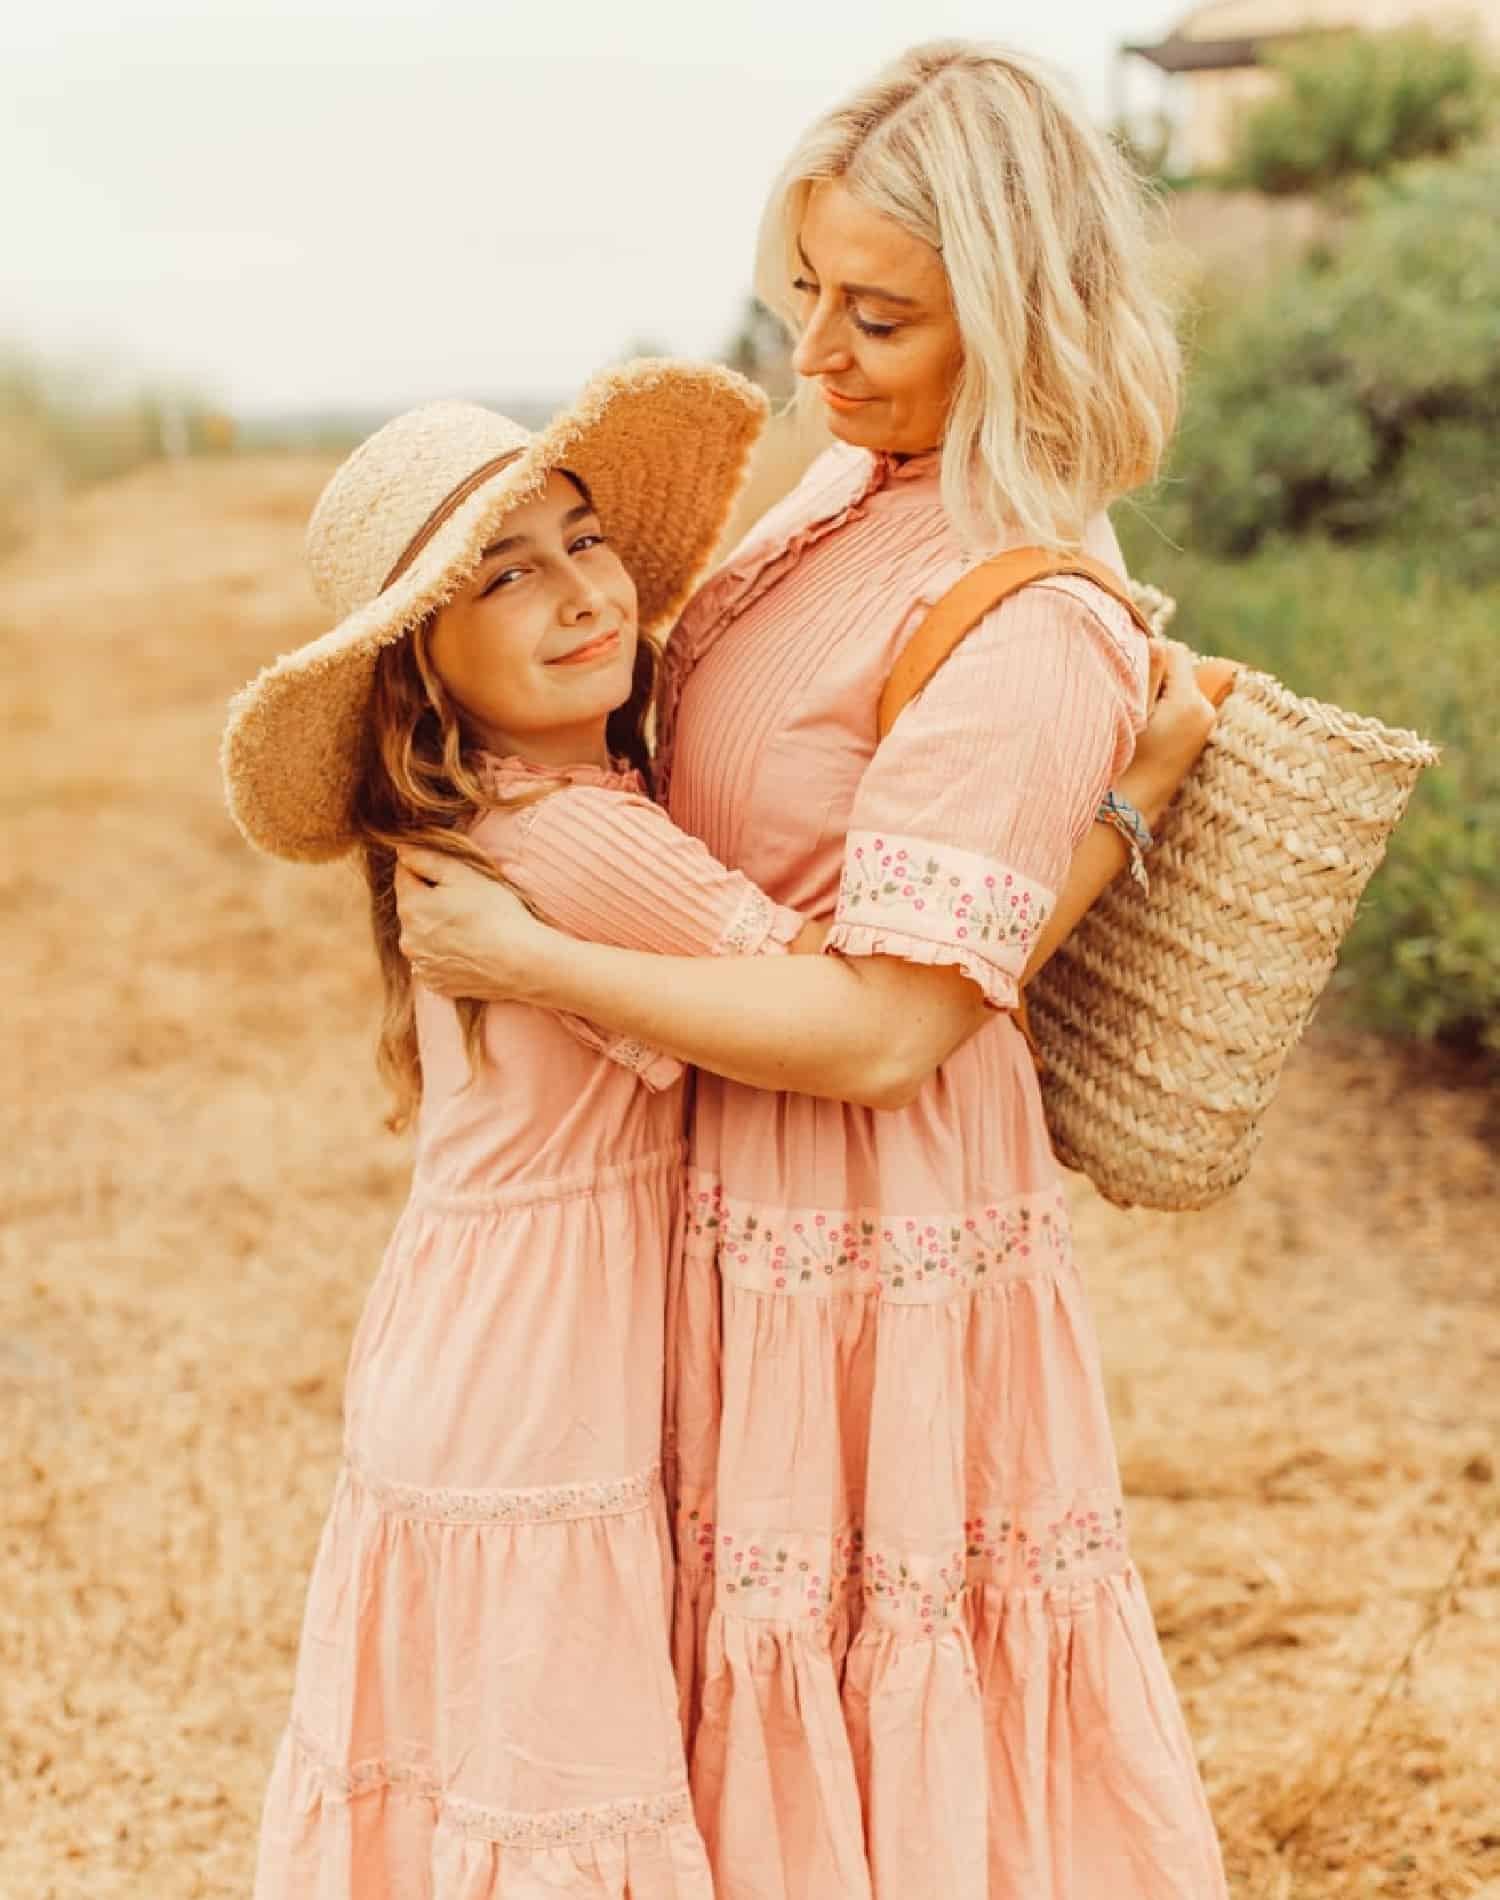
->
[427, 471, 638, 767]
[790, 178, 963, 457]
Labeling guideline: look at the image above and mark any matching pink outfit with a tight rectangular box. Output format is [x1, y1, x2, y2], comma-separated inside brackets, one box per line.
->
[657, 445, 1226, 1899]
[255, 754, 801, 1899]
[258, 441, 1225, 1899]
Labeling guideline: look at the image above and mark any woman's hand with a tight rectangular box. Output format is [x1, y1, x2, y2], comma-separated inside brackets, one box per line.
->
[393, 848, 556, 1002]
[1121, 641, 1238, 830]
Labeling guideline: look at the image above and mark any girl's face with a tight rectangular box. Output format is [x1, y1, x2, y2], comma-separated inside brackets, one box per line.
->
[790, 178, 963, 458]
[428, 471, 638, 767]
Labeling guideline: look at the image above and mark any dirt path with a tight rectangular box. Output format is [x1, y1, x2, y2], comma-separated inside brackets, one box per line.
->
[3, 460, 1497, 1898]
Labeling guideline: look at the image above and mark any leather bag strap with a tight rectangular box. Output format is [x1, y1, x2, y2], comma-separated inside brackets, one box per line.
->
[876, 548, 1156, 741]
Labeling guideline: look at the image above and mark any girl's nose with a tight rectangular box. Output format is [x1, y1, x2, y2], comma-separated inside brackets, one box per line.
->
[559, 572, 608, 624]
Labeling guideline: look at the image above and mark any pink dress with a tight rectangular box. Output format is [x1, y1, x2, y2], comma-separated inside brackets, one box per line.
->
[254, 754, 802, 1900]
[656, 444, 1228, 1900]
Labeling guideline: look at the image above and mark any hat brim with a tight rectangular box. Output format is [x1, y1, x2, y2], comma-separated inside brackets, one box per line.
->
[222, 359, 768, 862]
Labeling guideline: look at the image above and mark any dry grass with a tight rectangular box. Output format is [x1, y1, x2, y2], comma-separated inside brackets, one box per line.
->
[2, 457, 1498, 1899]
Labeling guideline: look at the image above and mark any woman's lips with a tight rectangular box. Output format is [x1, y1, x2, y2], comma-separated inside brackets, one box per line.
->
[547, 629, 622, 668]
[821, 386, 874, 412]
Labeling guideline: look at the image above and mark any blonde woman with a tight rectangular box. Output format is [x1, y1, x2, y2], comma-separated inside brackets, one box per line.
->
[397, 40, 1229, 1900]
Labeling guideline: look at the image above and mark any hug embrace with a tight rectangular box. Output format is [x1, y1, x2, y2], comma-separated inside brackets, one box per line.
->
[223, 38, 1233, 1900]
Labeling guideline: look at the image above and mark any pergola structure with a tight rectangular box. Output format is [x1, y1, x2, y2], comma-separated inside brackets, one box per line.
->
[1121, 25, 1343, 73]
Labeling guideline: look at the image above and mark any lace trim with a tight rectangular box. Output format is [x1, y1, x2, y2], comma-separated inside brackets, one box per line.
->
[836, 832, 1052, 964]
[344, 1457, 661, 1525]
[288, 1726, 694, 1845]
[712, 884, 780, 957]
[676, 1490, 1129, 1632]
[681, 1176, 1073, 1303]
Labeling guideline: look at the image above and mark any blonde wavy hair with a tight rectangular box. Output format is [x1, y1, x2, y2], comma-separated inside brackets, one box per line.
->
[755, 39, 1181, 550]
[351, 591, 658, 1134]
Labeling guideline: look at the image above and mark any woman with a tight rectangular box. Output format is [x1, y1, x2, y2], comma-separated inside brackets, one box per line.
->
[396, 41, 1228, 1900]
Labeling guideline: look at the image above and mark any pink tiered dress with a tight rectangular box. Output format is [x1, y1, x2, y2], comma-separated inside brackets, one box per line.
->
[656, 444, 1228, 1900]
[254, 755, 802, 1900]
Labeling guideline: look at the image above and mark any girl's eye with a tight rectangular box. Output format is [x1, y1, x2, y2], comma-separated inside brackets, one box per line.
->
[791, 276, 818, 297]
[570, 533, 606, 554]
[480, 567, 526, 596]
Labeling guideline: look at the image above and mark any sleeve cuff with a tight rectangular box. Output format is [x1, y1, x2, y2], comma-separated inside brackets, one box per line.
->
[603, 1034, 684, 1093]
[711, 883, 804, 958]
[827, 831, 1052, 1010]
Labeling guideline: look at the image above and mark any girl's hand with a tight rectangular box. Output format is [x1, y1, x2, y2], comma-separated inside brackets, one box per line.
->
[393, 847, 555, 1002]
[1120, 640, 1238, 830]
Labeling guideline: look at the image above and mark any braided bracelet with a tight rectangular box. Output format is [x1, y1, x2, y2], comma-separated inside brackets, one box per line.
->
[1096, 790, 1153, 892]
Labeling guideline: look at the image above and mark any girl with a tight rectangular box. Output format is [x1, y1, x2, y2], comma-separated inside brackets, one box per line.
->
[223, 360, 788, 1898]
[393, 41, 1232, 1900]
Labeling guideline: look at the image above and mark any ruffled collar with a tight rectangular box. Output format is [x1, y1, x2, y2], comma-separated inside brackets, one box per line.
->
[474, 749, 643, 798]
[873, 445, 941, 484]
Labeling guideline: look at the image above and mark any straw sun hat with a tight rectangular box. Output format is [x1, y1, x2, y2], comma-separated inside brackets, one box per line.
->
[222, 358, 768, 863]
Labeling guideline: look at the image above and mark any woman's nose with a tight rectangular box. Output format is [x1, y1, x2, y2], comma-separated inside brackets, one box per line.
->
[791, 304, 852, 380]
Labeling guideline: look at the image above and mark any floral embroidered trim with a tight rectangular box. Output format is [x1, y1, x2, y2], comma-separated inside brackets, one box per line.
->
[966, 1499, 1127, 1586]
[863, 1543, 968, 1636]
[675, 1492, 1130, 1628]
[679, 1512, 864, 1629]
[288, 1725, 694, 1846]
[681, 1176, 1073, 1303]
[345, 1457, 661, 1526]
[837, 831, 1052, 961]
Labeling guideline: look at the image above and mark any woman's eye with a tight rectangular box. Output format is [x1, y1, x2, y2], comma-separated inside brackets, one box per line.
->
[852, 312, 898, 339]
[791, 276, 818, 297]
[570, 533, 606, 554]
[481, 567, 526, 596]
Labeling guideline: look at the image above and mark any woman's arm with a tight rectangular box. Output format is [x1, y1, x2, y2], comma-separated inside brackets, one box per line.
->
[395, 862, 982, 1110]
[396, 642, 1228, 1108]
[1021, 645, 1235, 982]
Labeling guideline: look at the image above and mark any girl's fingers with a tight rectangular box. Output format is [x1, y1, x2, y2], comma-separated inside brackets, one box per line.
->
[394, 845, 452, 886]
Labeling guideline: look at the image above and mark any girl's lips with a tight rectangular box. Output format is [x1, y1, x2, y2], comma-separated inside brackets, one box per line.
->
[546, 629, 622, 668]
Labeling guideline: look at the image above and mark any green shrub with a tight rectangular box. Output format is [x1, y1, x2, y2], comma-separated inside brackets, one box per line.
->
[1158, 151, 1500, 578]
[1112, 528, 1500, 1057]
[1231, 29, 1494, 194]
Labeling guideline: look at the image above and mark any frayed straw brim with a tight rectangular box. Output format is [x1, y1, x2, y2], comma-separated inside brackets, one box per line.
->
[221, 360, 767, 864]
[1029, 644, 1440, 1211]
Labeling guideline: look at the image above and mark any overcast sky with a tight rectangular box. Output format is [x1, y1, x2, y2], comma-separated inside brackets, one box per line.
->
[3, 0, 1185, 414]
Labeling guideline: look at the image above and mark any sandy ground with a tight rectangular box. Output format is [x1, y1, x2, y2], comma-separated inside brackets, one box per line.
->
[2, 457, 1498, 1898]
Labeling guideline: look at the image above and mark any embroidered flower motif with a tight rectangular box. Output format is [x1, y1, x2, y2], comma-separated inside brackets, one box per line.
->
[682, 1182, 1070, 1300]
[837, 832, 1051, 956]
[966, 1501, 1127, 1586]
[862, 1544, 968, 1636]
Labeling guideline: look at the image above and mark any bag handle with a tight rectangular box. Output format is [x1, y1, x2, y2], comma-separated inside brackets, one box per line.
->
[877, 548, 1156, 741]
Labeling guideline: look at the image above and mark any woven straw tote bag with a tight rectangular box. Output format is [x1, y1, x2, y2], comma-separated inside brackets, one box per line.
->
[878, 551, 1440, 1212]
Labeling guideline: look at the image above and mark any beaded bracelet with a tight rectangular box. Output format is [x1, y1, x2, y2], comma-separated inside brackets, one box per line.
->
[1096, 789, 1154, 892]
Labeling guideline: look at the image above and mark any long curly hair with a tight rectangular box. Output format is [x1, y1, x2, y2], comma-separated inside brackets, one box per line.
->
[349, 568, 659, 1134]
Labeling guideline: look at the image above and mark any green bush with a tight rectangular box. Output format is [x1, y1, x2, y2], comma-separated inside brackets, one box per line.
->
[1158, 151, 1500, 577]
[1231, 29, 1494, 194]
[1112, 529, 1500, 1058]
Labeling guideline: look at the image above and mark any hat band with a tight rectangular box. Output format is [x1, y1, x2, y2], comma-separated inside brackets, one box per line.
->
[380, 447, 528, 593]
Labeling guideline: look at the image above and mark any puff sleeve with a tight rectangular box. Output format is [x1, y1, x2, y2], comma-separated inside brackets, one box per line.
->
[471, 785, 805, 1088]
[824, 576, 1148, 1012]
